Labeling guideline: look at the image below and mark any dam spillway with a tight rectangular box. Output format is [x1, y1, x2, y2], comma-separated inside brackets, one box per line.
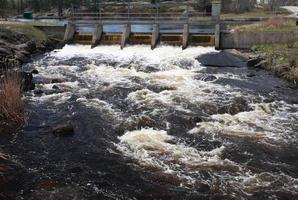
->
[65, 23, 217, 49]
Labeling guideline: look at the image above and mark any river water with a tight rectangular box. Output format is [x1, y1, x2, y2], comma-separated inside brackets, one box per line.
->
[2, 45, 298, 199]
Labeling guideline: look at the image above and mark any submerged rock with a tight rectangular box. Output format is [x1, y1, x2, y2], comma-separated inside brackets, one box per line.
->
[229, 97, 250, 115]
[52, 124, 74, 137]
[31, 69, 39, 74]
[34, 89, 44, 95]
[51, 78, 65, 84]
[52, 85, 59, 90]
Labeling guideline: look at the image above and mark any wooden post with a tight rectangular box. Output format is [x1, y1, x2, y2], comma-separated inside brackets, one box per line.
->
[63, 22, 76, 44]
[91, 23, 103, 48]
[215, 24, 220, 50]
[121, 24, 131, 49]
[182, 24, 189, 50]
[151, 24, 159, 50]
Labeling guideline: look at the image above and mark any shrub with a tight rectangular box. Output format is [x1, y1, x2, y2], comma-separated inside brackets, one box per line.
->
[0, 73, 24, 125]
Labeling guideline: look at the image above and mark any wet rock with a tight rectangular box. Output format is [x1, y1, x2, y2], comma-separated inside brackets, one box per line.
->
[52, 124, 74, 137]
[229, 97, 250, 115]
[34, 89, 44, 95]
[52, 85, 59, 90]
[247, 72, 256, 78]
[0, 153, 26, 199]
[21, 72, 35, 91]
[0, 47, 12, 56]
[254, 60, 268, 69]
[125, 115, 156, 130]
[147, 85, 176, 93]
[31, 69, 39, 74]
[204, 75, 217, 82]
[51, 78, 65, 84]
[247, 56, 264, 68]
[199, 102, 218, 115]
[15, 52, 31, 63]
[198, 183, 210, 193]
[193, 74, 217, 82]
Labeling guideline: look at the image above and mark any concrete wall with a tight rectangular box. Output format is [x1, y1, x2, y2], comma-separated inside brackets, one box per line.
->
[221, 30, 298, 49]
[34, 26, 66, 40]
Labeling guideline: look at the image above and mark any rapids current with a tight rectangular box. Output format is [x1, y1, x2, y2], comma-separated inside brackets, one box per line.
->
[2, 45, 298, 199]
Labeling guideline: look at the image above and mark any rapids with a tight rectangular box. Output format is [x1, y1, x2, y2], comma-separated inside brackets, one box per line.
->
[1, 45, 298, 199]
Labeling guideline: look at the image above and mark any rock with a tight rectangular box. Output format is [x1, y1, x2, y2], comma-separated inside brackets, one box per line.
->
[198, 183, 210, 193]
[197, 51, 248, 68]
[194, 74, 217, 82]
[254, 60, 268, 69]
[25, 40, 36, 53]
[247, 56, 264, 68]
[247, 73, 256, 78]
[51, 78, 65, 84]
[16, 40, 36, 53]
[0, 47, 12, 56]
[34, 89, 44, 95]
[21, 72, 35, 91]
[52, 85, 59, 90]
[31, 69, 39, 74]
[52, 124, 74, 137]
[204, 75, 217, 82]
[15, 52, 31, 63]
[229, 97, 250, 115]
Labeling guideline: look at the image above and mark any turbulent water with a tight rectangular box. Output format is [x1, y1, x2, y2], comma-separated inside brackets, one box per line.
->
[2, 45, 298, 199]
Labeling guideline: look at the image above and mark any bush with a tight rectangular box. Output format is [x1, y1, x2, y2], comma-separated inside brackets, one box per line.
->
[0, 73, 24, 125]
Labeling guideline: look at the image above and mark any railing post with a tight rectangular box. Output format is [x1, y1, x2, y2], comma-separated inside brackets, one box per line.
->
[212, 0, 221, 20]
[215, 24, 221, 50]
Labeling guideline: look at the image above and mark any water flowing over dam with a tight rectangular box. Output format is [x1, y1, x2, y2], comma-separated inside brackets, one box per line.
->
[3, 45, 298, 199]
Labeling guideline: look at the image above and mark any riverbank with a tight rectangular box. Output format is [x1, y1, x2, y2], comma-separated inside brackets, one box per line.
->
[0, 22, 63, 128]
[249, 43, 298, 84]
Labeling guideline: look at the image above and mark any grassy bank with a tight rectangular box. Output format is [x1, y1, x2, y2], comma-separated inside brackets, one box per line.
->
[222, 7, 290, 19]
[234, 17, 297, 33]
[252, 43, 298, 84]
[0, 22, 47, 42]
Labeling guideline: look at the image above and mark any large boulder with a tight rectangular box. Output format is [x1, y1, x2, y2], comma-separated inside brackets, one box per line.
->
[52, 124, 75, 137]
[197, 50, 248, 68]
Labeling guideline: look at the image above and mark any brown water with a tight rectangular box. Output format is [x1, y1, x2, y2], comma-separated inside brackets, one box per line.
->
[1, 45, 298, 200]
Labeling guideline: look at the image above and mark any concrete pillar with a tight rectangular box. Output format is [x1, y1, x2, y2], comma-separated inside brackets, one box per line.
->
[151, 24, 160, 50]
[212, 0, 221, 20]
[182, 24, 189, 50]
[63, 22, 76, 44]
[91, 23, 103, 48]
[121, 24, 131, 49]
[215, 24, 221, 50]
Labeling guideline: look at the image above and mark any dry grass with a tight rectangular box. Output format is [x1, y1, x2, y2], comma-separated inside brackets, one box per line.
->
[253, 42, 298, 84]
[234, 17, 297, 33]
[0, 73, 24, 125]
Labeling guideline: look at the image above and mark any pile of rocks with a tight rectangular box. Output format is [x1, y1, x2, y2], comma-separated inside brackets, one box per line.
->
[0, 29, 62, 70]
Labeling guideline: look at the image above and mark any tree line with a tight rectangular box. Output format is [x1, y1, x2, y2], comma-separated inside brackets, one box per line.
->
[0, 0, 180, 16]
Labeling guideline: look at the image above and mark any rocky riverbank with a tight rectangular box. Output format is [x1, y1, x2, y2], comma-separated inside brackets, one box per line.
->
[0, 28, 62, 70]
[0, 27, 63, 128]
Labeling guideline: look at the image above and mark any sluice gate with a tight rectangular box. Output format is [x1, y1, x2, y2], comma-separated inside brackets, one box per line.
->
[70, 26, 216, 49]
[63, 1, 222, 49]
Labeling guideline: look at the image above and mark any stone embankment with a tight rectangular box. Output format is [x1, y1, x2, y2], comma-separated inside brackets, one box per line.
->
[0, 28, 63, 90]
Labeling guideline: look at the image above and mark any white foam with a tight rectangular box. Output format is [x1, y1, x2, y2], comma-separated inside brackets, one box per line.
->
[189, 101, 298, 141]
[116, 128, 238, 181]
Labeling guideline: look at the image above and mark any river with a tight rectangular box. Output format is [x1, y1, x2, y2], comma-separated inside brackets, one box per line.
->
[2, 45, 298, 199]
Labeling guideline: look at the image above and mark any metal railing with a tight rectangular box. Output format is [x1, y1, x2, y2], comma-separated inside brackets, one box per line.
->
[69, 11, 212, 22]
